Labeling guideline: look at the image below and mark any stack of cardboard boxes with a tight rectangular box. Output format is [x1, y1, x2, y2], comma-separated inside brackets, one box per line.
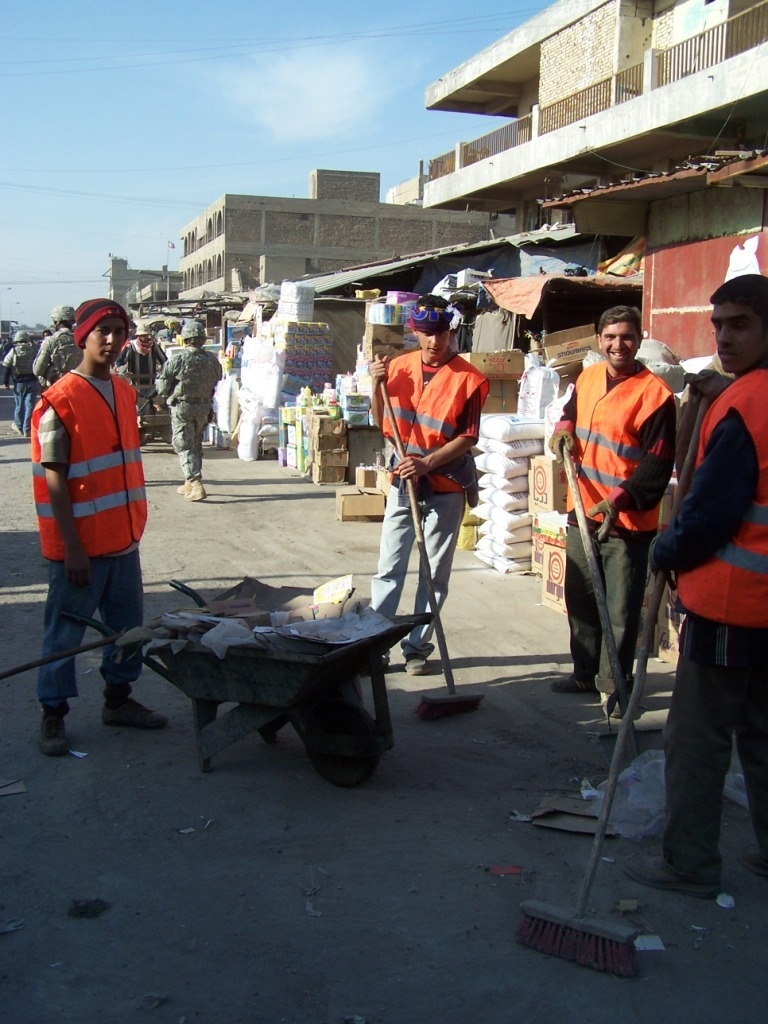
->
[362, 293, 419, 363]
[307, 411, 349, 486]
[335, 466, 389, 522]
[460, 349, 525, 413]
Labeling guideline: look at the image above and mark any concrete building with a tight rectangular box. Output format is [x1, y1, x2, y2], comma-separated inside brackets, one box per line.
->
[421, 0, 768, 230]
[107, 257, 182, 309]
[178, 169, 515, 300]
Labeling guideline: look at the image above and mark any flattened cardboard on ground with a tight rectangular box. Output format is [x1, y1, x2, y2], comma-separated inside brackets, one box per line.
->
[531, 795, 619, 836]
[0, 778, 26, 797]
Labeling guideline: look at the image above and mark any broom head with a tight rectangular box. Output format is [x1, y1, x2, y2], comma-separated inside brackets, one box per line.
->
[414, 691, 484, 720]
[517, 899, 638, 977]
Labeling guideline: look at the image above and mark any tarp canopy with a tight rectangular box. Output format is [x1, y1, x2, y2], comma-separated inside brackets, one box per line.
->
[483, 274, 643, 324]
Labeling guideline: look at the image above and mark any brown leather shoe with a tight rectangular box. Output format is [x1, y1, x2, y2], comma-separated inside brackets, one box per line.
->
[38, 714, 68, 756]
[550, 675, 597, 694]
[739, 846, 768, 878]
[102, 698, 167, 729]
[624, 854, 719, 899]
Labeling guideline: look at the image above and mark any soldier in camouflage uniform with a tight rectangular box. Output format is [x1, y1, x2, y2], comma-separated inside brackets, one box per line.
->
[3, 330, 40, 436]
[33, 304, 81, 389]
[156, 319, 221, 501]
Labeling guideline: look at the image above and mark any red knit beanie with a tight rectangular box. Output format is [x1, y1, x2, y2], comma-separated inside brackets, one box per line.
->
[74, 298, 131, 348]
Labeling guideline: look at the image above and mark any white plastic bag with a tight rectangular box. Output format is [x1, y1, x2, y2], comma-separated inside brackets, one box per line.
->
[517, 366, 560, 419]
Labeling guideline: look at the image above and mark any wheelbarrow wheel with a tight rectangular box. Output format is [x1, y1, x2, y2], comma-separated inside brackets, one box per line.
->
[304, 698, 380, 787]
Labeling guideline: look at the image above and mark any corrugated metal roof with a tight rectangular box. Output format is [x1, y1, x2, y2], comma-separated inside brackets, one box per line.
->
[300, 225, 582, 293]
[544, 150, 768, 209]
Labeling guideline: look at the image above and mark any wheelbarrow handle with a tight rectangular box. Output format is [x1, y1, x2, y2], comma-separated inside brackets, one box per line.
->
[168, 579, 208, 608]
[0, 629, 124, 682]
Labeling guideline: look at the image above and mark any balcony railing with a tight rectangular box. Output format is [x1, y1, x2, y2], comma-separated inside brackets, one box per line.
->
[427, 0, 768, 182]
[461, 115, 533, 168]
[655, 0, 768, 86]
[428, 150, 456, 181]
[540, 77, 612, 135]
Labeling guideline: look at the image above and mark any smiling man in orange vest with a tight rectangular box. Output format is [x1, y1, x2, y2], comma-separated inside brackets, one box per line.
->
[31, 298, 167, 756]
[369, 294, 489, 675]
[625, 274, 768, 898]
[549, 305, 676, 716]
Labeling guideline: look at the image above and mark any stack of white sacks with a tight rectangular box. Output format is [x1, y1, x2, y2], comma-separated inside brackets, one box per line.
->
[473, 413, 545, 573]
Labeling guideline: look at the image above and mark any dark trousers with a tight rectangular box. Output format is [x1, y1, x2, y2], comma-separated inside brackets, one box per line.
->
[564, 525, 649, 691]
[663, 655, 768, 883]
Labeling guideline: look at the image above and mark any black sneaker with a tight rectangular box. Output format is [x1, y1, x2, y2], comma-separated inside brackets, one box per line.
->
[38, 714, 68, 756]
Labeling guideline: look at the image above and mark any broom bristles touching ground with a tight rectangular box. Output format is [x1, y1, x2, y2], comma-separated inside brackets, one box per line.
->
[517, 900, 638, 977]
[414, 692, 484, 720]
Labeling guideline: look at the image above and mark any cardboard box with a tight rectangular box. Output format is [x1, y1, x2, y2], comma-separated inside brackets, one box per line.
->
[530, 530, 546, 576]
[482, 379, 518, 414]
[657, 586, 685, 664]
[355, 467, 378, 489]
[312, 448, 349, 468]
[376, 469, 392, 496]
[336, 487, 386, 522]
[312, 463, 347, 486]
[532, 510, 568, 548]
[363, 341, 409, 362]
[312, 432, 349, 453]
[636, 563, 659, 657]
[541, 542, 567, 614]
[363, 323, 405, 348]
[528, 456, 568, 514]
[459, 349, 525, 380]
[309, 414, 348, 442]
[552, 360, 583, 396]
[543, 324, 600, 364]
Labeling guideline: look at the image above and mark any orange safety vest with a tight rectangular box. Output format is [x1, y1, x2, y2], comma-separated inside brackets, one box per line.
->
[677, 370, 768, 627]
[383, 350, 489, 492]
[570, 362, 672, 532]
[31, 373, 147, 560]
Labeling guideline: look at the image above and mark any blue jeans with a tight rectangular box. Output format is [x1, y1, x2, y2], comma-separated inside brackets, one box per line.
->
[38, 549, 144, 707]
[13, 379, 39, 435]
[371, 487, 465, 658]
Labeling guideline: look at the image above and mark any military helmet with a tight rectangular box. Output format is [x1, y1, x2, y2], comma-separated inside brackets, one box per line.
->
[181, 319, 206, 341]
[50, 304, 76, 326]
[13, 330, 30, 343]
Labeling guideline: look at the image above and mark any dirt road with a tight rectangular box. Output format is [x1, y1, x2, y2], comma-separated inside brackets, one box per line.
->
[1, 392, 766, 1023]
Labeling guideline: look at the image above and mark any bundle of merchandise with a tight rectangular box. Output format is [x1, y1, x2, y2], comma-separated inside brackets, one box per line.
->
[237, 333, 284, 462]
[270, 319, 334, 401]
[362, 293, 420, 363]
[473, 413, 545, 574]
[206, 374, 239, 449]
[276, 280, 315, 323]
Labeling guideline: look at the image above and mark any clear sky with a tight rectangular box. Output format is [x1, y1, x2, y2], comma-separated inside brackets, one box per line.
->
[0, 0, 552, 327]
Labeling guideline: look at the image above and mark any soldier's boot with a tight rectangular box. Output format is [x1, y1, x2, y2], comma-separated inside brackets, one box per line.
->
[177, 480, 192, 496]
[185, 479, 207, 502]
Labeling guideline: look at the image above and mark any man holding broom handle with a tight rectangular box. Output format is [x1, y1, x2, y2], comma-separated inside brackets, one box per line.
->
[369, 294, 488, 676]
[626, 274, 768, 898]
[549, 305, 676, 717]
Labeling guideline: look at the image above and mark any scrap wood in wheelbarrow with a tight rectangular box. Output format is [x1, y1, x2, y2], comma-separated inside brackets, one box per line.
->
[143, 576, 397, 659]
[169, 574, 358, 629]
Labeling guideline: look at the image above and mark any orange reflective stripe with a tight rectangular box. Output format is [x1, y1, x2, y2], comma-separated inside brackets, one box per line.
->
[31, 374, 147, 560]
[678, 370, 768, 626]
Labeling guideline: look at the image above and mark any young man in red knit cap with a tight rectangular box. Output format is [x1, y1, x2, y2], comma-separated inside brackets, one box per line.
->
[369, 294, 489, 675]
[31, 298, 167, 756]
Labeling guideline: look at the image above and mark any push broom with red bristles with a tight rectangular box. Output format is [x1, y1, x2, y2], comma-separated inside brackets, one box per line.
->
[378, 382, 483, 720]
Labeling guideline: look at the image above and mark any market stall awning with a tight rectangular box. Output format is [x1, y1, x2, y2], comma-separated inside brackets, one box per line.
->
[483, 274, 643, 319]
